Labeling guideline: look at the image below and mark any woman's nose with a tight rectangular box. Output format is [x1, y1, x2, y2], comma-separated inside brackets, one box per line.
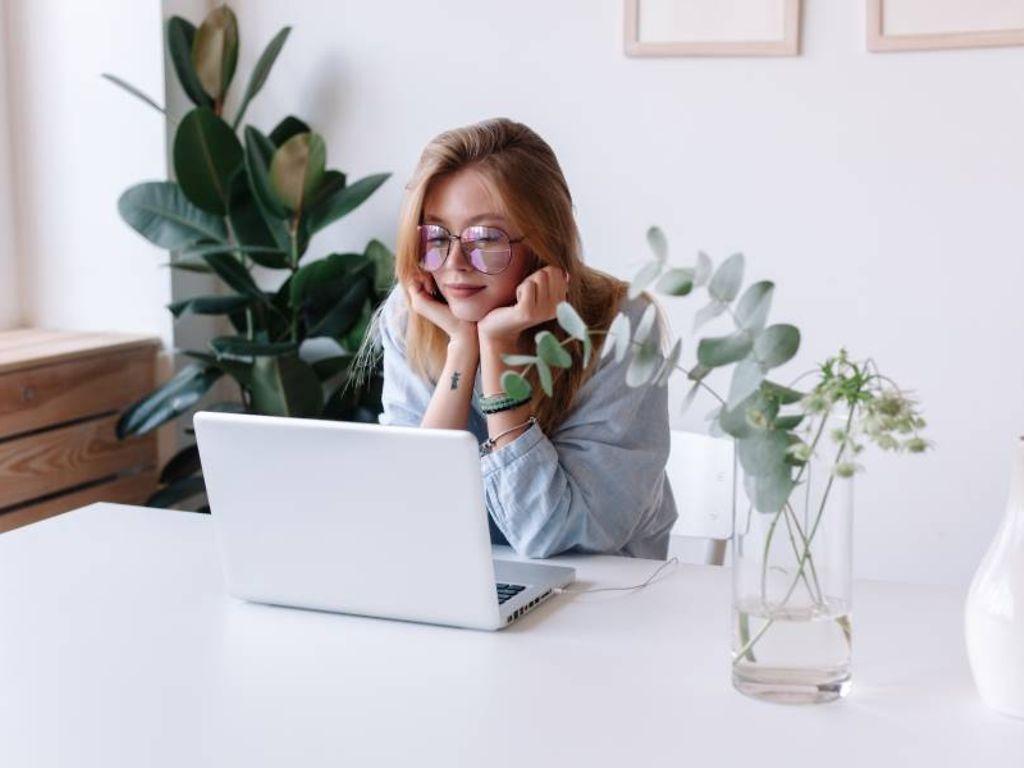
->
[447, 237, 474, 271]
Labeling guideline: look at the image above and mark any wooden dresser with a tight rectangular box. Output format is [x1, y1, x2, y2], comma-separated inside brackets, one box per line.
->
[0, 329, 162, 533]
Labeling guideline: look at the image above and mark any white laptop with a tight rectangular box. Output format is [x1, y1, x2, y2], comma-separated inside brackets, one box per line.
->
[192, 410, 575, 630]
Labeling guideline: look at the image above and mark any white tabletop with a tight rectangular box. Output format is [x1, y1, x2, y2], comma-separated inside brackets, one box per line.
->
[1, 503, 1020, 767]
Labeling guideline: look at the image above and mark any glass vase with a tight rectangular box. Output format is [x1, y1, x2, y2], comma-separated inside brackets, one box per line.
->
[731, 443, 854, 704]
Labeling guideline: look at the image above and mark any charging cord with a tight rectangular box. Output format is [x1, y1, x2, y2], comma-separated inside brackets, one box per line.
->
[552, 556, 679, 596]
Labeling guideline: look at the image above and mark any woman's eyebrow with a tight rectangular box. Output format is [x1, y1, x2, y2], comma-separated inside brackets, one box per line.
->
[423, 212, 508, 226]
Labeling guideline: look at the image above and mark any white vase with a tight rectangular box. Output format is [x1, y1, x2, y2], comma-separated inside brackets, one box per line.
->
[965, 437, 1024, 718]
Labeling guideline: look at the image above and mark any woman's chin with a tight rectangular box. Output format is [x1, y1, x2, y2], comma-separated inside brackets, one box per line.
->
[447, 297, 492, 322]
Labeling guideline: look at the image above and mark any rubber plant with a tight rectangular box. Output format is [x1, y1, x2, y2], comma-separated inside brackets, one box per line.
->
[103, 4, 393, 511]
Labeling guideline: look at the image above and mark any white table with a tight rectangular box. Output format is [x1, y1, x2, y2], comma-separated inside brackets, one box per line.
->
[1, 503, 1020, 767]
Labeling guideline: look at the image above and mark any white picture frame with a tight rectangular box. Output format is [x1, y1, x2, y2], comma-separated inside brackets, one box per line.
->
[624, 0, 801, 57]
[867, 0, 1024, 52]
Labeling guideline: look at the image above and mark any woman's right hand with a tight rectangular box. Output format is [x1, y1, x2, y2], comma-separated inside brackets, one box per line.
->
[406, 273, 478, 347]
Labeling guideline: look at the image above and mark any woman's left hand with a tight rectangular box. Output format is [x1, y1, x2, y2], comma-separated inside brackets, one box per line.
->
[477, 266, 570, 346]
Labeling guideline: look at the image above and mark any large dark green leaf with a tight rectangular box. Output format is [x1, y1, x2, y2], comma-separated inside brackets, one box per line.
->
[269, 115, 311, 147]
[202, 252, 263, 299]
[312, 354, 353, 380]
[210, 335, 299, 358]
[364, 238, 394, 296]
[270, 132, 326, 213]
[167, 17, 213, 108]
[116, 364, 222, 438]
[305, 173, 391, 235]
[191, 5, 238, 101]
[119, 182, 226, 249]
[146, 476, 207, 509]
[174, 107, 243, 214]
[250, 354, 323, 417]
[227, 169, 291, 266]
[183, 351, 254, 388]
[159, 443, 201, 484]
[307, 169, 347, 209]
[101, 73, 165, 115]
[244, 126, 289, 223]
[298, 254, 376, 338]
[233, 27, 292, 130]
[168, 294, 251, 318]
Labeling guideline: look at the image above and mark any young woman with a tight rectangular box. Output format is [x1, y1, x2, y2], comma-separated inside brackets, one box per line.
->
[354, 117, 678, 559]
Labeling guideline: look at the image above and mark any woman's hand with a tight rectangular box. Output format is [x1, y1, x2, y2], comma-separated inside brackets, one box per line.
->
[477, 266, 570, 346]
[405, 272, 478, 346]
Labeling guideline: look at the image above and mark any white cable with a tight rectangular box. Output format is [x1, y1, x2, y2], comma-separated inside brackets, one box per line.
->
[553, 556, 679, 596]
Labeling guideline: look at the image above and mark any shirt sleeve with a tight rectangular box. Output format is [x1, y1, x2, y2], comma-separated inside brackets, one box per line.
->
[377, 289, 434, 428]
[479, 296, 675, 559]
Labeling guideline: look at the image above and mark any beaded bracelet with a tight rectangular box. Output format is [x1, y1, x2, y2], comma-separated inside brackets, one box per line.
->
[479, 391, 532, 414]
[479, 415, 537, 457]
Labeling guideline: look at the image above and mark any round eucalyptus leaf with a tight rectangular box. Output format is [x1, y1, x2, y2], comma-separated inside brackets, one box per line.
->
[693, 300, 727, 331]
[626, 340, 660, 387]
[697, 331, 753, 368]
[654, 337, 682, 387]
[535, 330, 572, 369]
[270, 132, 327, 213]
[501, 354, 538, 366]
[602, 312, 631, 363]
[694, 251, 713, 287]
[555, 301, 588, 341]
[742, 463, 796, 515]
[535, 358, 553, 396]
[646, 225, 668, 263]
[708, 252, 745, 303]
[501, 371, 532, 400]
[727, 358, 765, 409]
[628, 260, 661, 300]
[754, 324, 801, 369]
[735, 280, 774, 331]
[737, 428, 791, 478]
[655, 268, 694, 296]
[633, 301, 658, 344]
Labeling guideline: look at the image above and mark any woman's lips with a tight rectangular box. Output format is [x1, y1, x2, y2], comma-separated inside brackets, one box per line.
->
[446, 285, 485, 297]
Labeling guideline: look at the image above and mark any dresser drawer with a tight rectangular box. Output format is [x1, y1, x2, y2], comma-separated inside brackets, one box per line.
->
[0, 349, 155, 440]
[0, 330, 162, 531]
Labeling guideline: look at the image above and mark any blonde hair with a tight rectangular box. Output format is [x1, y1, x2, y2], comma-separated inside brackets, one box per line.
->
[352, 117, 669, 434]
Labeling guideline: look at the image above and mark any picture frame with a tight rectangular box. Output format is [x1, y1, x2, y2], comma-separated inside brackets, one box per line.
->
[624, 0, 801, 57]
[867, 0, 1024, 53]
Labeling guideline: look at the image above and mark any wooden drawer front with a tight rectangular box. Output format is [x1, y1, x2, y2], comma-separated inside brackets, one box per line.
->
[0, 470, 158, 533]
[0, 413, 156, 509]
[0, 350, 155, 440]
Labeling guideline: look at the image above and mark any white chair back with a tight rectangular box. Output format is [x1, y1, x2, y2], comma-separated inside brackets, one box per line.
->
[665, 429, 735, 565]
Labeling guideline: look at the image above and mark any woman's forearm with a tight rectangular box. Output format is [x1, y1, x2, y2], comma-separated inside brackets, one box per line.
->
[420, 338, 480, 430]
[479, 335, 534, 451]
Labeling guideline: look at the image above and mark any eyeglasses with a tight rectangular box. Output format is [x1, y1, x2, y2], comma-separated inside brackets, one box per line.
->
[417, 223, 526, 275]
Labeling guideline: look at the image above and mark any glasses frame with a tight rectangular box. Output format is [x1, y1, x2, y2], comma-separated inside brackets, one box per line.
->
[417, 223, 527, 276]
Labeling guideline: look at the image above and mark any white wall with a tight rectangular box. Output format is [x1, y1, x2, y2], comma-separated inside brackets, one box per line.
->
[226, 0, 1022, 586]
[5, 0, 172, 348]
[0, 3, 21, 328]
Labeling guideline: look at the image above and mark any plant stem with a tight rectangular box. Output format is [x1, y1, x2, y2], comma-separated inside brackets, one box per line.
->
[734, 404, 856, 665]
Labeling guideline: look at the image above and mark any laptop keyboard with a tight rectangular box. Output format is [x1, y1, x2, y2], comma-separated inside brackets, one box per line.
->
[496, 583, 525, 604]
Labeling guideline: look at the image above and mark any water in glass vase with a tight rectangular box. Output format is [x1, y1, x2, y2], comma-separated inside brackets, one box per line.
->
[732, 597, 852, 704]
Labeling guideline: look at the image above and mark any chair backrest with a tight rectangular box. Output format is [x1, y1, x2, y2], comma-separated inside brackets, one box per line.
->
[665, 429, 735, 565]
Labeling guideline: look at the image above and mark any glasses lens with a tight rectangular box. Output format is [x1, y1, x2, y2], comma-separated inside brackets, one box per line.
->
[418, 225, 448, 271]
[462, 226, 512, 274]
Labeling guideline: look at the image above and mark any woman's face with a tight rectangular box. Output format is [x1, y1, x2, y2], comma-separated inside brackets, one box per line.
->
[420, 167, 534, 321]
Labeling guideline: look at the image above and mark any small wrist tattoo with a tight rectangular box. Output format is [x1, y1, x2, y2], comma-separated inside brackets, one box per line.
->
[450, 371, 461, 391]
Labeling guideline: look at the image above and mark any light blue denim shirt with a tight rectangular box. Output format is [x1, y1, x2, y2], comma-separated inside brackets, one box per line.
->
[376, 286, 678, 560]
